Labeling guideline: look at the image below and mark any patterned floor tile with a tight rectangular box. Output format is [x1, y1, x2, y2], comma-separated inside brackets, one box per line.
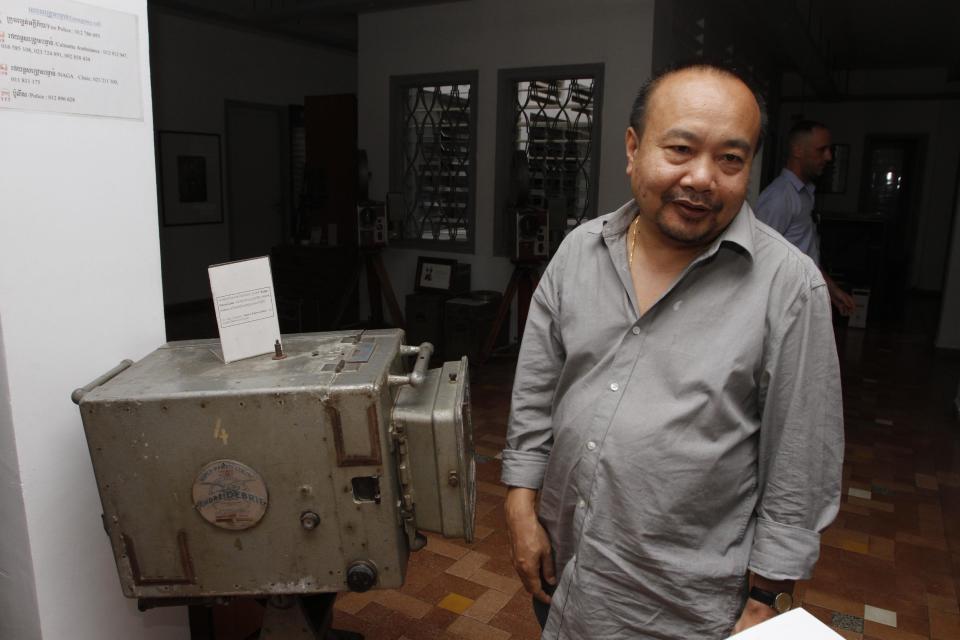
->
[929, 608, 960, 640]
[445, 551, 491, 578]
[447, 614, 512, 640]
[865, 604, 898, 627]
[833, 611, 866, 633]
[463, 588, 512, 623]
[438, 592, 474, 615]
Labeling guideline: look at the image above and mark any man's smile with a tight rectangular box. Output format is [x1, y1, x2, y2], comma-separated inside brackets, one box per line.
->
[665, 196, 722, 221]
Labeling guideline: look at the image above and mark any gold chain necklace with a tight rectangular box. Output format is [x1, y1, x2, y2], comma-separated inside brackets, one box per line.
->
[628, 215, 640, 267]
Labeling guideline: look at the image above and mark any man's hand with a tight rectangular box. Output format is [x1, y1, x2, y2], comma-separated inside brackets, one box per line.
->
[830, 287, 856, 316]
[504, 487, 556, 604]
[822, 271, 856, 316]
[732, 597, 777, 633]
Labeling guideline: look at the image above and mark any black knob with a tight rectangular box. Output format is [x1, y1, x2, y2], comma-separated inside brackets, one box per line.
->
[346, 561, 378, 593]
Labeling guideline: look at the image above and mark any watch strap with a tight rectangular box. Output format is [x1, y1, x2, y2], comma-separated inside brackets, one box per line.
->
[748, 586, 776, 607]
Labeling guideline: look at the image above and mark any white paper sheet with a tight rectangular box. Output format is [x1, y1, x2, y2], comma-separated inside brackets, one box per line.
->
[726, 608, 844, 639]
[208, 256, 281, 363]
[0, 0, 143, 119]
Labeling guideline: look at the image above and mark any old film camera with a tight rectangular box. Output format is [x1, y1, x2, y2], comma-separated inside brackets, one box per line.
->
[508, 151, 569, 263]
[356, 151, 388, 249]
[73, 329, 475, 638]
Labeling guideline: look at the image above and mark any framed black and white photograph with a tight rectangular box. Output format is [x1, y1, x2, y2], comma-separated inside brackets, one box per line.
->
[818, 143, 850, 194]
[415, 256, 457, 291]
[158, 131, 224, 226]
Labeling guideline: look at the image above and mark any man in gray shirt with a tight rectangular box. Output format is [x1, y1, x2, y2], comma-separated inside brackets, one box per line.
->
[502, 63, 843, 639]
[755, 120, 856, 315]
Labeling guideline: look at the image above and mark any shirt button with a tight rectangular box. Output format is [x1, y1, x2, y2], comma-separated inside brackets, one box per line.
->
[632, 326, 641, 335]
[578, 499, 586, 508]
[586, 441, 597, 451]
[609, 382, 619, 392]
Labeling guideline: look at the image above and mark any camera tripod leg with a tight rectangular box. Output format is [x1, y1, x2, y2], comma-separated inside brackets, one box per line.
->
[479, 264, 540, 364]
[368, 251, 404, 328]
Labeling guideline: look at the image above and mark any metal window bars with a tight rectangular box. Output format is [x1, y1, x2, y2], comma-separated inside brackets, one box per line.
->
[513, 77, 596, 233]
[398, 83, 473, 243]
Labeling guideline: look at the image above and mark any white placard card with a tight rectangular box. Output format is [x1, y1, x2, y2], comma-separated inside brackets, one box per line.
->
[726, 608, 844, 639]
[208, 257, 281, 364]
[0, 0, 143, 119]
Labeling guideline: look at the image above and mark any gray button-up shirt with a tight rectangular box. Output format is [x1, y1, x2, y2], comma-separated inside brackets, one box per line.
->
[501, 201, 843, 639]
[755, 168, 821, 265]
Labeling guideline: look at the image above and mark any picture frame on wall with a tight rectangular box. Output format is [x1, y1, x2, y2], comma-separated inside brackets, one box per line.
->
[818, 143, 850, 194]
[158, 131, 224, 226]
[415, 256, 458, 292]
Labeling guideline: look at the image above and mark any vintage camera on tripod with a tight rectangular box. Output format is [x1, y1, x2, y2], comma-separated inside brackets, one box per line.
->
[514, 207, 549, 262]
[509, 151, 549, 263]
[357, 201, 387, 248]
[356, 149, 388, 249]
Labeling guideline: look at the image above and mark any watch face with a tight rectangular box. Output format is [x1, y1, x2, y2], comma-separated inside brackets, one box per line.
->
[774, 592, 793, 613]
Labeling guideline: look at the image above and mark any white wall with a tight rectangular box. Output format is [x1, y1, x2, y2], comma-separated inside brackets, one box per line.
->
[0, 316, 40, 638]
[358, 0, 654, 334]
[0, 1, 187, 638]
[150, 9, 358, 304]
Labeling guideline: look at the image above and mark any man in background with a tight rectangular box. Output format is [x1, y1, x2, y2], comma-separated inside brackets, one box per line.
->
[755, 120, 856, 315]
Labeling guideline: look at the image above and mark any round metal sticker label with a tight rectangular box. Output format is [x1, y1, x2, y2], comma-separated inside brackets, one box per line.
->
[192, 459, 269, 530]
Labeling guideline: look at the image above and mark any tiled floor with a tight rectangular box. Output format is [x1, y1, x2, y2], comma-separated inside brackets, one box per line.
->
[331, 326, 960, 640]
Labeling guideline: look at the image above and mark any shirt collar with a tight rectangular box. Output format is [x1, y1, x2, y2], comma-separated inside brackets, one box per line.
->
[783, 168, 816, 196]
[599, 199, 756, 260]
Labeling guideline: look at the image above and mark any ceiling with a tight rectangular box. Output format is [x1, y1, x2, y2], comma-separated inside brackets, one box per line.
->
[149, 0, 468, 51]
[823, 0, 959, 71]
[150, 0, 960, 82]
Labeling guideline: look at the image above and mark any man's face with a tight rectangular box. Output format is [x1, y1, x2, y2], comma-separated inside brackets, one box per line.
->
[796, 127, 833, 181]
[625, 69, 761, 248]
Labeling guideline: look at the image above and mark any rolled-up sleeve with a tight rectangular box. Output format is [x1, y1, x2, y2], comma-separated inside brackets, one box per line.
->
[750, 279, 844, 580]
[500, 255, 566, 490]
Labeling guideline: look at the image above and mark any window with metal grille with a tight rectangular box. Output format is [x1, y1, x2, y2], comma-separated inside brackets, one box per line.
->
[390, 72, 477, 251]
[494, 65, 603, 257]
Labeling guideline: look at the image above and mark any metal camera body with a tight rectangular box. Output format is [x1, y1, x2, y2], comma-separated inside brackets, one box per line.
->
[357, 201, 388, 248]
[514, 206, 550, 262]
[73, 329, 475, 606]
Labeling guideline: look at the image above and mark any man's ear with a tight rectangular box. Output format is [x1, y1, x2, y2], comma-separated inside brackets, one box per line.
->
[788, 137, 804, 159]
[625, 126, 640, 175]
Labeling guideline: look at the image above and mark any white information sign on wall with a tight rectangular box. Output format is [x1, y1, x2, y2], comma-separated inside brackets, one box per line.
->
[0, 0, 142, 119]
[208, 256, 282, 364]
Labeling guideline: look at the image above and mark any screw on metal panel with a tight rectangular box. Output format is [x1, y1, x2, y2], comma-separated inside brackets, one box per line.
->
[449, 372, 457, 382]
[448, 470, 459, 487]
[300, 511, 320, 530]
[272, 339, 287, 360]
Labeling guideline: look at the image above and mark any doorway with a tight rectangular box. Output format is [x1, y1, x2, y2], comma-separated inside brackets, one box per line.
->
[225, 101, 289, 260]
[858, 135, 927, 330]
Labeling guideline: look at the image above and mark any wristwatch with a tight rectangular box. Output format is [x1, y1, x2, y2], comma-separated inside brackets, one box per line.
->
[748, 586, 793, 613]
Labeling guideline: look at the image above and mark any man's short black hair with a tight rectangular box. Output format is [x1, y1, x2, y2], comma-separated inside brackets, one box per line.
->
[628, 61, 769, 156]
[786, 119, 829, 151]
